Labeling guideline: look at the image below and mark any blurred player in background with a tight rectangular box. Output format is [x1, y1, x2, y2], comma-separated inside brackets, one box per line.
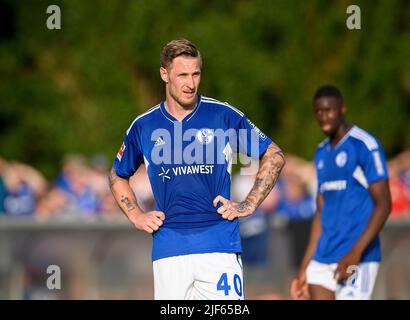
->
[290, 85, 391, 300]
[109, 39, 285, 299]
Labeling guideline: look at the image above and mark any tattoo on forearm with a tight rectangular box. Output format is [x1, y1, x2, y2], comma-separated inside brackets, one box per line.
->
[108, 167, 141, 219]
[245, 143, 285, 212]
[121, 195, 135, 212]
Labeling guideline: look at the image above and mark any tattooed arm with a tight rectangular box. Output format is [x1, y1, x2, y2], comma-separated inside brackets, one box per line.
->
[213, 143, 285, 220]
[109, 167, 164, 233]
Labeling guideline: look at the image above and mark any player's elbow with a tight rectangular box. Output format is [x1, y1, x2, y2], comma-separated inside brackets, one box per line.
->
[377, 193, 392, 220]
[271, 144, 286, 169]
[278, 150, 286, 167]
[384, 194, 392, 218]
[383, 185, 393, 217]
[108, 166, 121, 190]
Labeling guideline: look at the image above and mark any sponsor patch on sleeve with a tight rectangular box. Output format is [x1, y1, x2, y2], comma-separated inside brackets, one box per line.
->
[247, 119, 267, 141]
[117, 143, 126, 161]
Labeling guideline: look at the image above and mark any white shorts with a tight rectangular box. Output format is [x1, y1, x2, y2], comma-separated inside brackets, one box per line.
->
[306, 260, 379, 300]
[153, 252, 244, 300]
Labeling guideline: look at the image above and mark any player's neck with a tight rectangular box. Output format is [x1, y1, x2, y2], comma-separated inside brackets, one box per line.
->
[329, 122, 352, 147]
[164, 96, 197, 122]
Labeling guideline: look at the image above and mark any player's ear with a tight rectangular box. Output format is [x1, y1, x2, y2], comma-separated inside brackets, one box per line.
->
[160, 67, 169, 84]
[341, 103, 347, 114]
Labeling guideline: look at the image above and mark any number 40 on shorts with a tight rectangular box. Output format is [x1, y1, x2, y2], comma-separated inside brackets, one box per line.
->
[217, 273, 243, 297]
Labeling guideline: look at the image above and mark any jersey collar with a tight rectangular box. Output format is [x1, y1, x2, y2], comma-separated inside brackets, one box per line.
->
[327, 125, 355, 151]
[160, 95, 202, 123]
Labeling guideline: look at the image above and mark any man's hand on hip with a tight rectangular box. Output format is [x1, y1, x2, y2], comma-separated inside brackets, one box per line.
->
[213, 195, 254, 220]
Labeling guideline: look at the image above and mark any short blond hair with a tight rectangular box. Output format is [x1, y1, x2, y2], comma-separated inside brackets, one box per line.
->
[160, 38, 202, 69]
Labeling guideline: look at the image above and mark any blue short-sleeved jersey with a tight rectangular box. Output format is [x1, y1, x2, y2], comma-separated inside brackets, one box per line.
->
[113, 95, 272, 261]
[313, 125, 389, 264]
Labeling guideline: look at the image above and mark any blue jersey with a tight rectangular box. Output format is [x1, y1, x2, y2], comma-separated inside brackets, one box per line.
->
[313, 125, 389, 264]
[113, 95, 272, 261]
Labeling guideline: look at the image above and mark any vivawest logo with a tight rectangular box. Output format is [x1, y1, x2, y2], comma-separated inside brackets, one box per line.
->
[158, 165, 214, 182]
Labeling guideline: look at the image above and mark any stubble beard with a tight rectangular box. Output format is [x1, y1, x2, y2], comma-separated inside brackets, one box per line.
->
[171, 90, 197, 110]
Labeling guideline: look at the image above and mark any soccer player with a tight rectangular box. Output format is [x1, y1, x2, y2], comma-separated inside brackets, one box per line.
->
[108, 39, 285, 300]
[290, 85, 392, 300]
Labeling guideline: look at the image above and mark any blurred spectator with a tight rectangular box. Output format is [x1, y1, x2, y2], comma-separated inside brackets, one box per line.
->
[55, 154, 100, 216]
[275, 173, 315, 269]
[267, 154, 315, 270]
[388, 150, 410, 219]
[0, 157, 7, 214]
[0, 160, 47, 217]
[281, 154, 316, 198]
[232, 172, 276, 266]
[0, 179, 5, 214]
[35, 187, 69, 220]
[88, 154, 119, 216]
[276, 173, 315, 221]
[398, 150, 410, 190]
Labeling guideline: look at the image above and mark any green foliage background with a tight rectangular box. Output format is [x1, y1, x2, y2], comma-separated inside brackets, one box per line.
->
[1, 0, 409, 178]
